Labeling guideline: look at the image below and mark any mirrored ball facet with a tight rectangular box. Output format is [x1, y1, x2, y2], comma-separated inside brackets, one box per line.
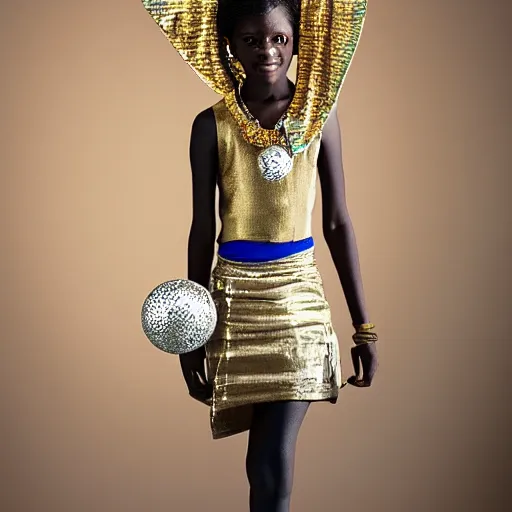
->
[257, 145, 293, 181]
[141, 280, 217, 355]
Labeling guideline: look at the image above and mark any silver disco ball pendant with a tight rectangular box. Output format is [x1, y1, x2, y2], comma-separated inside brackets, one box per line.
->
[257, 145, 293, 181]
[141, 279, 217, 355]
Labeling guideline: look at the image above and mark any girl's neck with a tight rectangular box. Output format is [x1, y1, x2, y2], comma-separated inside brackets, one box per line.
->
[241, 76, 294, 104]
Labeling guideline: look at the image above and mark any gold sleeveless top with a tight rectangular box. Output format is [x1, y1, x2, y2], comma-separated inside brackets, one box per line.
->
[212, 99, 322, 244]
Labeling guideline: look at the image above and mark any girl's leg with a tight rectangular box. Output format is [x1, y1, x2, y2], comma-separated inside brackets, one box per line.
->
[246, 401, 310, 512]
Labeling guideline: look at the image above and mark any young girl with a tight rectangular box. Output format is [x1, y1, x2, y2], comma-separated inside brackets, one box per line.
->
[143, 1, 378, 510]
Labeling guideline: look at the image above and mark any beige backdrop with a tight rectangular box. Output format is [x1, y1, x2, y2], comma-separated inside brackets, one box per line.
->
[1, 0, 510, 511]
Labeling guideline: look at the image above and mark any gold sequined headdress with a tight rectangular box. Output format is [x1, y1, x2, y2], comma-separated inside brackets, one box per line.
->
[141, 0, 367, 156]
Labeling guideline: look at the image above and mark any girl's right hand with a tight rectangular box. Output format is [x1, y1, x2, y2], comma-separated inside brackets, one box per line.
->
[347, 342, 378, 387]
[179, 346, 213, 404]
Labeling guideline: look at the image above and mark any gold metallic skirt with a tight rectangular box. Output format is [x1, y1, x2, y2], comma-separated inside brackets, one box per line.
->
[205, 248, 342, 439]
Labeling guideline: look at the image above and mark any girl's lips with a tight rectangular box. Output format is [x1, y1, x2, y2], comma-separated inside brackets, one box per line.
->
[255, 62, 280, 73]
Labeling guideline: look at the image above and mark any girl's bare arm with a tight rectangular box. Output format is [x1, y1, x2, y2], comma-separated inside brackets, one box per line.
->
[317, 107, 370, 326]
[187, 107, 218, 289]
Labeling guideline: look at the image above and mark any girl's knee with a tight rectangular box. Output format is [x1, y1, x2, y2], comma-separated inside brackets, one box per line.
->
[246, 452, 293, 499]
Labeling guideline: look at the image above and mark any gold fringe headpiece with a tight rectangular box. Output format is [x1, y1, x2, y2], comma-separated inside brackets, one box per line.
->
[141, 0, 368, 155]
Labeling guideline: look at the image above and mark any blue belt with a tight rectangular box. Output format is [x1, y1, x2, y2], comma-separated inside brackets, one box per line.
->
[218, 237, 314, 263]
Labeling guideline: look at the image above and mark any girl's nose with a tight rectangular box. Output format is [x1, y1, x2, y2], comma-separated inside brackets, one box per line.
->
[257, 39, 277, 60]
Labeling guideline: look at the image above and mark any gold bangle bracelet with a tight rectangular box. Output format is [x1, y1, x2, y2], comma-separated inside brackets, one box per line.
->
[353, 322, 375, 332]
[352, 331, 378, 345]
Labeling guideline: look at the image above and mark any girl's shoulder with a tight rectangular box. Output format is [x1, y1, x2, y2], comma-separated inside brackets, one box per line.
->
[193, 98, 225, 126]
[191, 104, 218, 145]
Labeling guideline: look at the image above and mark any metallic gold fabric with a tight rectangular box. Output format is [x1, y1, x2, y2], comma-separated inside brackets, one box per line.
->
[213, 99, 320, 243]
[206, 249, 342, 439]
[141, 0, 368, 155]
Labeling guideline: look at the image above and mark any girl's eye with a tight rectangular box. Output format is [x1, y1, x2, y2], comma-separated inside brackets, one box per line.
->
[274, 35, 288, 44]
[243, 36, 257, 46]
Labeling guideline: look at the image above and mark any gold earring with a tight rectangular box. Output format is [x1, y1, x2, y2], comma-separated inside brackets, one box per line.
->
[224, 38, 245, 83]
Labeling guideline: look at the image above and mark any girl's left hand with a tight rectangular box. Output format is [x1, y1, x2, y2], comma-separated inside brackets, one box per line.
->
[348, 342, 378, 387]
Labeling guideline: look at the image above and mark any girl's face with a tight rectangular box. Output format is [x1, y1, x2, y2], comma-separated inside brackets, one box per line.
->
[230, 6, 294, 86]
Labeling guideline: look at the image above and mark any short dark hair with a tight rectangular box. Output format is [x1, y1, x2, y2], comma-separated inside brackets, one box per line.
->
[217, 0, 300, 55]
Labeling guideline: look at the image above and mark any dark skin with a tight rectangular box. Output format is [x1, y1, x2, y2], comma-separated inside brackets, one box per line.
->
[180, 5, 377, 404]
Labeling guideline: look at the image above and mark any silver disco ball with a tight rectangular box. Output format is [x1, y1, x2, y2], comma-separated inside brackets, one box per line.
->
[141, 279, 217, 355]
